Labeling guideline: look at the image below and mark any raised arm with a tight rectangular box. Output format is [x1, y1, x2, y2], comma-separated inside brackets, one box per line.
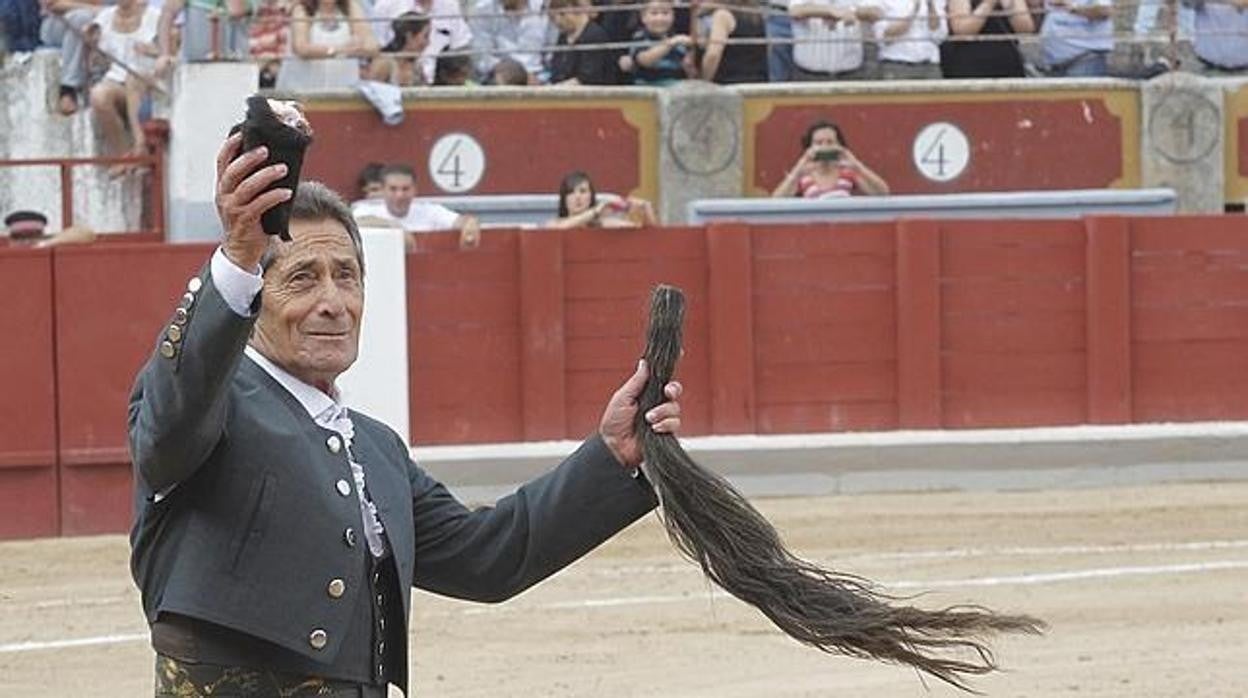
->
[699, 8, 736, 80]
[346, 0, 380, 57]
[128, 135, 291, 493]
[948, 0, 993, 34]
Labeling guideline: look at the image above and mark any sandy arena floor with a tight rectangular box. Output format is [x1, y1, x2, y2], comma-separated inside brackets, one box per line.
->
[2, 481, 1247, 697]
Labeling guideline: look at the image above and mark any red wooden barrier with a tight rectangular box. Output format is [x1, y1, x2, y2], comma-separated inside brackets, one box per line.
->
[53, 244, 213, 535]
[6, 216, 1248, 537]
[406, 231, 524, 445]
[750, 222, 898, 433]
[940, 219, 1088, 427]
[1130, 217, 1248, 421]
[0, 249, 58, 539]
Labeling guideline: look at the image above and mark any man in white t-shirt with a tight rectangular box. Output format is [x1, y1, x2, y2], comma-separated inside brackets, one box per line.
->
[352, 164, 481, 248]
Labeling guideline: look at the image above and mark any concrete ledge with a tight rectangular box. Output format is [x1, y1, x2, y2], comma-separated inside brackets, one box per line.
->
[412, 422, 1248, 503]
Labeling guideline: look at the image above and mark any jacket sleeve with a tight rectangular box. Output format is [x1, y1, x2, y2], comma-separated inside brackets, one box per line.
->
[409, 434, 658, 603]
[128, 265, 257, 494]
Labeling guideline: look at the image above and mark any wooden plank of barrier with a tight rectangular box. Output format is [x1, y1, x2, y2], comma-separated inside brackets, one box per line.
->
[406, 231, 524, 444]
[895, 220, 942, 428]
[706, 223, 755, 434]
[54, 243, 212, 535]
[0, 248, 59, 539]
[519, 229, 567, 440]
[1085, 217, 1133, 423]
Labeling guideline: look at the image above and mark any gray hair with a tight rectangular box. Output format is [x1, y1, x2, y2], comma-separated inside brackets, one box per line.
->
[260, 181, 365, 277]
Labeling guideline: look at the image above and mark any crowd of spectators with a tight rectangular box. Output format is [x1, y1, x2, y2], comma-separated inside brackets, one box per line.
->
[5, 0, 1245, 103]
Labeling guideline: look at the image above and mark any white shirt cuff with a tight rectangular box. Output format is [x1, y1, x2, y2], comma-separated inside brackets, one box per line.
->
[210, 247, 264, 317]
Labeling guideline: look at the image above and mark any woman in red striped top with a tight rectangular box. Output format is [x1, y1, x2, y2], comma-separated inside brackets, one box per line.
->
[771, 120, 890, 199]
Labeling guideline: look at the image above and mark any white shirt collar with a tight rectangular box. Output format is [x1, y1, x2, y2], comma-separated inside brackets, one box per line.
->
[244, 345, 341, 423]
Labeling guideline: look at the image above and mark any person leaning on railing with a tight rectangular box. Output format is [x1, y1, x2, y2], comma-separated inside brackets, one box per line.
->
[468, 0, 552, 84]
[1186, 0, 1248, 74]
[547, 171, 658, 229]
[367, 10, 430, 85]
[941, 0, 1038, 77]
[698, 0, 768, 82]
[548, 0, 619, 84]
[290, 0, 377, 61]
[875, 0, 946, 79]
[156, 0, 251, 70]
[37, 0, 105, 115]
[1038, 0, 1113, 77]
[772, 120, 890, 198]
[787, 0, 882, 81]
[86, 0, 161, 173]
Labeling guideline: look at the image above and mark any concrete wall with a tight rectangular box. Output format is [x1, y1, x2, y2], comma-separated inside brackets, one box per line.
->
[0, 52, 145, 233]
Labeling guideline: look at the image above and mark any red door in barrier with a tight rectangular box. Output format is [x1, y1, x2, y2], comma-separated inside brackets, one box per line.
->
[54, 244, 214, 535]
[0, 248, 58, 539]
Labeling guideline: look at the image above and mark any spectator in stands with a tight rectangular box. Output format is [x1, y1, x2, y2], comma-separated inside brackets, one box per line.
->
[619, 0, 695, 85]
[1132, 0, 1195, 74]
[249, 0, 291, 89]
[367, 10, 430, 85]
[3, 209, 97, 246]
[771, 120, 889, 197]
[3, 210, 49, 243]
[765, 0, 796, 82]
[787, 0, 880, 80]
[547, 171, 658, 228]
[548, 0, 617, 84]
[487, 55, 530, 83]
[87, 0, 161, 170]
[1039, 0, 1112, 76]
[434, 52, 475, 84]
[355, 161, 385, 200]
[156, 0, 250, 69]
[290, 0, 377, 60]
[39, 0, 108, 115]
[942, 0, 1037, 77]
[352, 164, 481, 247]
[1185, 0, 1248, 74]
[372, 0, 472, 85]
[697, 0, 768, 83]
[876, 0, 945, 79]
[4, 0, 42, 52]
[469, 0, 551, 83]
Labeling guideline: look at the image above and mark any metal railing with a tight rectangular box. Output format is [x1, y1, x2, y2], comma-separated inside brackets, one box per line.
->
[0, 152, 165, 239]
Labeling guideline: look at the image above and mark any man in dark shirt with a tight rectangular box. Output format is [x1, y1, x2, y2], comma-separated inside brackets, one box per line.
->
[548, 0, 618, 84]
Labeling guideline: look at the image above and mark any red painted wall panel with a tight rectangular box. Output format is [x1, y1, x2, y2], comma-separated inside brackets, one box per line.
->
[748, 94, 1135, 196]
[939, 220, 1088, 428]
[53, 244, 213, 535]
[563, 228, 711, 438]
[406, 232, 523, 445]
[301, 99, 654, 204]
[1131, 217, 1248, 422]
[751, 223, 898, 433]
[0, 249, 58, 539]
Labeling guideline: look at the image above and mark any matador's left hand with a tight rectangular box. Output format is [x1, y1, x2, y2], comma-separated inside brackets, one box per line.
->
[599, 360, 682, 468]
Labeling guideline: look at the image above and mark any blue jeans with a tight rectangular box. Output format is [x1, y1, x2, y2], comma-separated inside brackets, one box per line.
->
[765, 10, 793, 83]
[1050, 51, 1109, 77]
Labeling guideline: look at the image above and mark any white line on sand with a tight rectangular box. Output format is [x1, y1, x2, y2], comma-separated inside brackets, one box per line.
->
[463, 558, 1248, 615]
[0, 633, 148, 654]
[6, 555, 1246, 653]
[589, 539, 1248, 577]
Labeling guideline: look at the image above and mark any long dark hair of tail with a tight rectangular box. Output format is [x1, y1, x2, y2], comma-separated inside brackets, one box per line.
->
[632, 284, 1045, 693]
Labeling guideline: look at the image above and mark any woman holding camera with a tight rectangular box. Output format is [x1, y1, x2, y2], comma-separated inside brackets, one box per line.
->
[772, 120, 890, 198]
[548, 171, 659, 229]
